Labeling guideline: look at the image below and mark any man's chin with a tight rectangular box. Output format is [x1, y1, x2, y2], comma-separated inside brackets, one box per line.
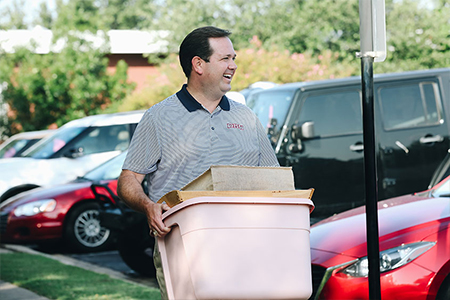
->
[221, 83, 232, 93]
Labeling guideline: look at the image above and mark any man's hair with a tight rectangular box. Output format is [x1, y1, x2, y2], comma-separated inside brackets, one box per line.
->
[179, 26, 231, 78]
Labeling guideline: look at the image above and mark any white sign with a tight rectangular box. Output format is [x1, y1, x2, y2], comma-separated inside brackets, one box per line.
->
[358, 0, 386, 62]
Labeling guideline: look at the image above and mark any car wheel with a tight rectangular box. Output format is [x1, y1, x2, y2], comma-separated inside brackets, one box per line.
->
[64, 202, 115, 253]
[117, 222, 156, 277]
[436, 275, 450, 300]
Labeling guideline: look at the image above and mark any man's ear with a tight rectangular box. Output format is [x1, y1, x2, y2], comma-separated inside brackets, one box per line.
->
[191, 56, 204, 75]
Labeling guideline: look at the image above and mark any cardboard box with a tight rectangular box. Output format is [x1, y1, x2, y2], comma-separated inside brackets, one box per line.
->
[158, 165, 314, 208]
[181, 165, 295, 191]
[159, 189, 314, 208]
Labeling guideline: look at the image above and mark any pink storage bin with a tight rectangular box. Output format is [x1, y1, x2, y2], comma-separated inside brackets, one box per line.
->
[158, 196, 314, 300]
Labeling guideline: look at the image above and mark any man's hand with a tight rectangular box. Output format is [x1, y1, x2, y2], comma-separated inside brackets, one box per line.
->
[117, 169, 171, 238]
[146, 202, 171, 238]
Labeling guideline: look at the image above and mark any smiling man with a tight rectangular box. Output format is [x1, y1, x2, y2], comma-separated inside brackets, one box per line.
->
[116, 26, 279, 299]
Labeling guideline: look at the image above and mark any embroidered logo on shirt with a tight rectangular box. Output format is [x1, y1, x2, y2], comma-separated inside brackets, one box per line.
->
[227, 123, 244, 130]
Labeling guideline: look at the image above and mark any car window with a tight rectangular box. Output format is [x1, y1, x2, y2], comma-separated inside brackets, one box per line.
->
[247, 89, 296, 134]
[83, 151, 127, 181]
[378, 82, 441, 130]
[432, 176, 450, 198]
[0, 139, 29, 158]
[24, 127, 86, 158]
[71, 125, 130, 155]
[297, 89, 362, 137]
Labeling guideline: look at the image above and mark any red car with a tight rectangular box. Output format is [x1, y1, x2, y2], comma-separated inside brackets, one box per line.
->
[0, 152, 126, 252]
[309, 153, 450, 300]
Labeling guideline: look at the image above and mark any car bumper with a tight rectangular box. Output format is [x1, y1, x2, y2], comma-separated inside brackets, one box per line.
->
[313, 260, 436, 300]
[1, 212, 63, 243]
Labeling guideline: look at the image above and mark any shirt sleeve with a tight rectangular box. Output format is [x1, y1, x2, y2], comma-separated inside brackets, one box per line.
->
[255, 115, 280, 167]
[122, 109, 161, 174]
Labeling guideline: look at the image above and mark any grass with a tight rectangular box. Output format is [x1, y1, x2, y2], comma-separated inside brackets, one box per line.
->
[0, 252, 161, 300]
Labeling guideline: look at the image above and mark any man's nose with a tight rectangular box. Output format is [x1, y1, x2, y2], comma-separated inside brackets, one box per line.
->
[229, 60, 237, 70]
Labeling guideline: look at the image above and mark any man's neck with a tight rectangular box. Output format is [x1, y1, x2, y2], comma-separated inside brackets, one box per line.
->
[186, 85, 222, 113]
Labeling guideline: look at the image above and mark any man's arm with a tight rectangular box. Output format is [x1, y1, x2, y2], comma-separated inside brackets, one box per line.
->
[117, 169, 171, 237]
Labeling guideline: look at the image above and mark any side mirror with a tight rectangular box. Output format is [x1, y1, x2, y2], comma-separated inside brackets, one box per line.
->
[64, 147, 84, 158]
[291, 121, 315, 141]
[289, 121, 315, 153]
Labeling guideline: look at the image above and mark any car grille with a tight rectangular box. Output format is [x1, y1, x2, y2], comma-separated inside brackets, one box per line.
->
[310, 264, 326, 300]
[0, 211, 9, 234]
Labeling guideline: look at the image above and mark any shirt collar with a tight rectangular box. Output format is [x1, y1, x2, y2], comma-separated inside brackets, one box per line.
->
[176, 84, 230, 112]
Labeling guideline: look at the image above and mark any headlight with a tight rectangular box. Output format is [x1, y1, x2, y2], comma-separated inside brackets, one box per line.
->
[340, 241, 436, 277]
[13, 199, 57, 217]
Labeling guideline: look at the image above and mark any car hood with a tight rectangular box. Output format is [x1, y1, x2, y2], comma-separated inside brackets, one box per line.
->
[310, 194, 450, 258]
[0, 152, 119, 197]
[0, 181, 93, 210]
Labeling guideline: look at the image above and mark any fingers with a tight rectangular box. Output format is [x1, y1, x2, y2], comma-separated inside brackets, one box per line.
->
[147, 202, 171, 238]
[149, 225, 171, 238]
[162, 203, 170, 211]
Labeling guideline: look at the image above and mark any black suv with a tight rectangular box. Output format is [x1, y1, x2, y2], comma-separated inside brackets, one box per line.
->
[246, 68, 450, 216]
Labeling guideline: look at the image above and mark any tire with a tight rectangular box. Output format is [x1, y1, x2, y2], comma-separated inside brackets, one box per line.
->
[117, 221, 156, 277]
[436, 275, 450, 300]
[64, 202, 115, 253]
[0, 184, 39, 203]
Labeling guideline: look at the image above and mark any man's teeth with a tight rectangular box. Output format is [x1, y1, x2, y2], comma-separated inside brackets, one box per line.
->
[224, 74, 232, 79]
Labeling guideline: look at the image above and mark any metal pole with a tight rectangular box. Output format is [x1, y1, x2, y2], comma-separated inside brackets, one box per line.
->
[360, 55, 381, 300]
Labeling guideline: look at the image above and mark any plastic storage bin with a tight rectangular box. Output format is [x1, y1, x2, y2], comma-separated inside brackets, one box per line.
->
[158, 196, 315, 300]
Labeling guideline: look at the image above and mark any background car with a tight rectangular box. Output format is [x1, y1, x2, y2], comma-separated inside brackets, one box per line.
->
[0, 129, 54, 158]
[95, 176, 155, 277]
[0, 110, 144, 202]
[309, 151, 450, 300]
[0, 151, 126, 253]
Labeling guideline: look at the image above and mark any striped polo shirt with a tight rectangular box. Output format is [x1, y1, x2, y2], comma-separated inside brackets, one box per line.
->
[123, 84, 280, 202]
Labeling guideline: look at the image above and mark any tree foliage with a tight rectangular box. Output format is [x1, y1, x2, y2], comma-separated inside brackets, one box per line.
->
[0, 0, 449, 135]
[0, 0, 27, 29]
[0, 0, 136, 135]
[0, 44, 134, 135]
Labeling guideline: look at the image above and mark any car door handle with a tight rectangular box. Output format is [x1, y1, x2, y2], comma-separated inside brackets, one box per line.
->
[420, 135, 444, 144]
[350, 143, 364, 152]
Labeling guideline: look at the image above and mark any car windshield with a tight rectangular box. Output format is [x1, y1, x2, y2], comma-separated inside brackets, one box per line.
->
[83, 151, 126, 181]
[432, 176, 450, 198]
[246, 89, 296, 144]
[23, 127, 86, 159]
[0, 139, 34, 158]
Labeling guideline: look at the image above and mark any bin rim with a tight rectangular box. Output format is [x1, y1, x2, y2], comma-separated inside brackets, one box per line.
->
[162, 196, 314, 220]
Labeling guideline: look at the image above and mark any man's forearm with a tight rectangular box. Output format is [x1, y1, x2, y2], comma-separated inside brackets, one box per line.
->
[117, 171, 153, 215]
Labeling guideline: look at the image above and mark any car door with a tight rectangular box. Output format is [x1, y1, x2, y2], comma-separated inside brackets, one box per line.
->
[375, 78, 450, 199]
[286, 86, 365, 216]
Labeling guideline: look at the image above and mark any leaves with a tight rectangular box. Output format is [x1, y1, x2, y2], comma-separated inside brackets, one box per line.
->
[0, 0, 449, 135]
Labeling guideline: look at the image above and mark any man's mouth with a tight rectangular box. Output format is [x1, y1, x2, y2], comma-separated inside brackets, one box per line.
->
[224, 74, 232, 80]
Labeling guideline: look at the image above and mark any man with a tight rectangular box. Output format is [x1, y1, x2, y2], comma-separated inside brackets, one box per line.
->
[117, 26, 279, 298]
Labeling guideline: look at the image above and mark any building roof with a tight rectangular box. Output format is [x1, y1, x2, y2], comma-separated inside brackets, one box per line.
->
[0, 25, 170, 54]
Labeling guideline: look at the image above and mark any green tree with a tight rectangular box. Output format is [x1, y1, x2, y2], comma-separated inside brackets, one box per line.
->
[0, 0, 27, 29]
[0, 44, 134, 134]
[266, 0, 360, 60]
[0, 0, 136, 135]
[97, 0, 156, 29]
[375, 0, 450, 73]
[33, 1, 54, 29]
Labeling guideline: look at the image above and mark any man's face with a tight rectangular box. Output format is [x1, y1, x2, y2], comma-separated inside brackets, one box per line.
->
[202, 37, 237, 97]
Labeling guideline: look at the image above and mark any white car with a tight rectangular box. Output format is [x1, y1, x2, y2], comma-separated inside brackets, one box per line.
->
[0, 129, 55, 158]
[0, 110, 144, 202]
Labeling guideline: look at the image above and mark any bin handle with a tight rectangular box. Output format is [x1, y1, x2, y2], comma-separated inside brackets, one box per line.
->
[163, 218, 178, 229]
